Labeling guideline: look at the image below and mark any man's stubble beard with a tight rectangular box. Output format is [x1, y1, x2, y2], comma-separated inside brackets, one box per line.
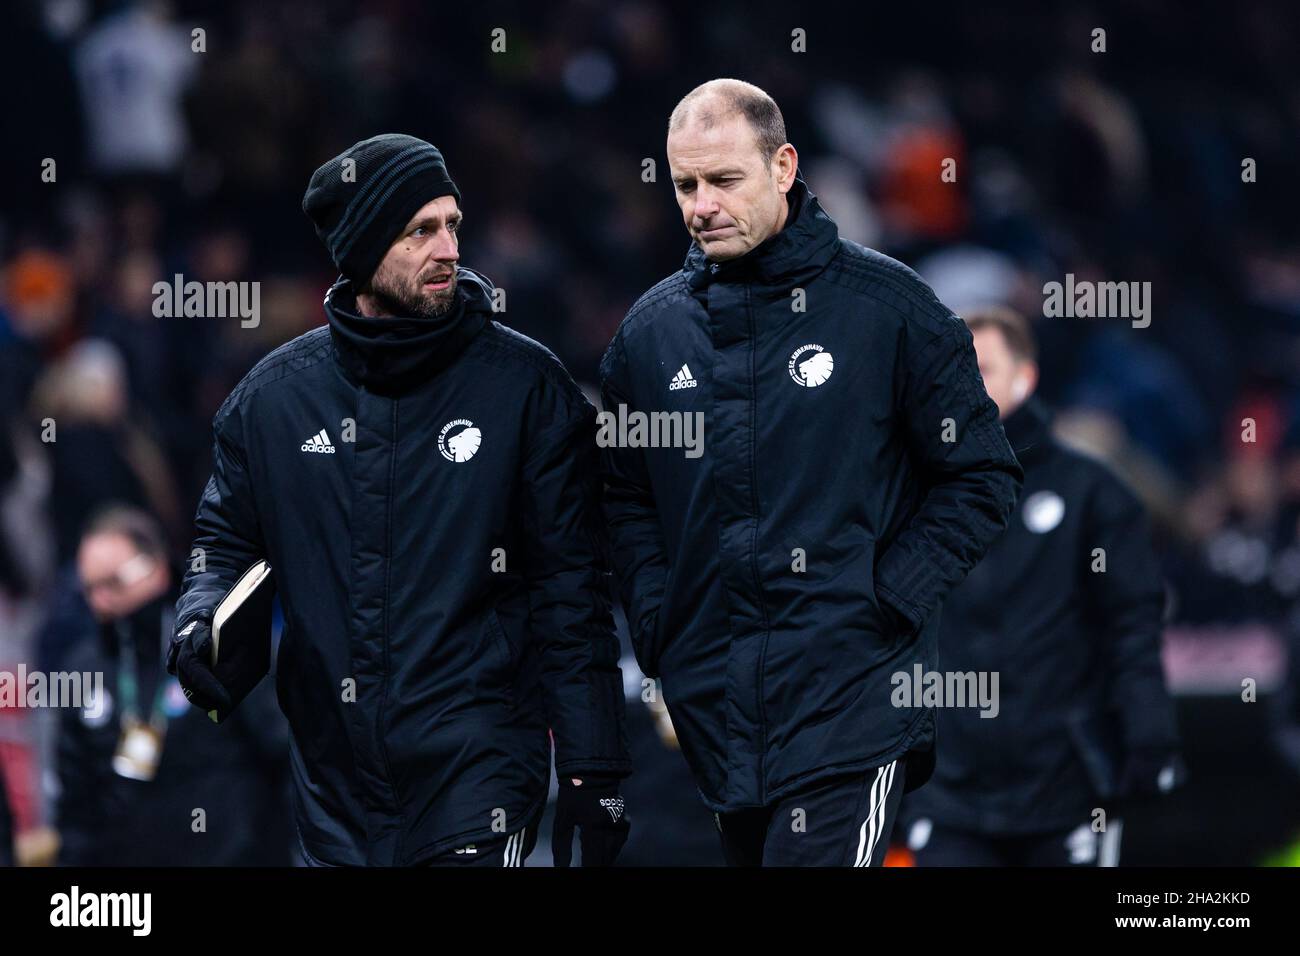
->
[366, 263, 458, 318]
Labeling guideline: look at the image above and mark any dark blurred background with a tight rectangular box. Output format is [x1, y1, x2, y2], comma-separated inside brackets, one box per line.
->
[1, 0, 1298, 865]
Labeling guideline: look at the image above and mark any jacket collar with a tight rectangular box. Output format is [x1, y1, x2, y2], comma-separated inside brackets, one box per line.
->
[325, 267, 492, 394]
[684, 171, 841, 292]
[1002, 395, 1053, 467]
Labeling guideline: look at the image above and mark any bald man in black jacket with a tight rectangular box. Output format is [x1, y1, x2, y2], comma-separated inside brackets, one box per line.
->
[601, 80, 1021, 866]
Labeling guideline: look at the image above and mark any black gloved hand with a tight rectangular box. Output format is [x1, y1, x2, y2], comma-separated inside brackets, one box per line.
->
[1119, 748, 1185, 799]
[551, 775, 629, 867]
[166, 616, 233, 716]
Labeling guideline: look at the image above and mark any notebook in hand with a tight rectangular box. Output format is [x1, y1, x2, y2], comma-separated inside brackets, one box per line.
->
[208, 559, 275, 723]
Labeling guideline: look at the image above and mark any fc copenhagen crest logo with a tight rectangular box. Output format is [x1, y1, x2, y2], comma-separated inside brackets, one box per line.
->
[438, 419, 482, 462]
[788, 344, 834, 387]
[1022, 490, 1065, 533]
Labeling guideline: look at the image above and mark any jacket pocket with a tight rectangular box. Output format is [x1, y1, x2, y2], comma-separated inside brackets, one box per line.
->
[854, 542, 893, 638]
[485, 606, 517, 670]
[633, 564, 674, 677]
[1065, 708, 1123, 800]
[477, 606, 519, 711]
[865, 548, 923, 645]
[632, 609, 665, 678]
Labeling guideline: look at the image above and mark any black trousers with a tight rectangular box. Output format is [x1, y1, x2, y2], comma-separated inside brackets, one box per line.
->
[426, 820, 540, 867]
[909, 817, 1124, 867]
[300, 818, 539, 867]
[716, 757, 907, 866]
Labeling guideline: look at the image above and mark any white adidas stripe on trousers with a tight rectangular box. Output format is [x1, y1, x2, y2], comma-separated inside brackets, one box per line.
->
[1098, 819, 1123, 867]
[854, 759, 899, 867]
[502, 825, 528, 867]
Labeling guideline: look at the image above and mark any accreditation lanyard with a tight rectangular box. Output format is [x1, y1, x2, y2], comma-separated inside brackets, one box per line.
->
[110, 606, 174, 782]
[115, 605, 173, 730]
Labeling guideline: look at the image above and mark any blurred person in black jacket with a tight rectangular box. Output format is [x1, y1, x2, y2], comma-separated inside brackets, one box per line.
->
[904, 306, 1184, 866]
[55, 506, 290, 866]
[31, 339, 185, 563]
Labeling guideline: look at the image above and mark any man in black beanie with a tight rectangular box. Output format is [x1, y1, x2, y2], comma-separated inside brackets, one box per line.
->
[168, 133, 631, 867]
[301, 133, 466, 317]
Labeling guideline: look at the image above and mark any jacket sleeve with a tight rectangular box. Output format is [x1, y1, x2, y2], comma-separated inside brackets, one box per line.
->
[875, 320, 1024, 634]
[520, 386, 631, 779]
[176, 403, 266, 630]
[598, 332, 671, 678]
[1084, 470, 1180, 753]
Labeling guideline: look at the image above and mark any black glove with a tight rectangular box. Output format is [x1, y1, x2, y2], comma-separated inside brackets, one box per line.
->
[551, 775, 629, 867]
[1119, 748, 1185, 799]
[166, 616, 232, 715]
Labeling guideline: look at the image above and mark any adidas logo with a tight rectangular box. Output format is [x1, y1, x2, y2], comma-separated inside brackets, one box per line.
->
[668, 364, 698, 391]
[300, 428, 336, 454]
[599, 796, 625, 823]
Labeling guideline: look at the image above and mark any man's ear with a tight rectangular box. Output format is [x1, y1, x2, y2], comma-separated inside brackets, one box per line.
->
[1012, 362, 1040, 402]
[774, 143, 798, 194]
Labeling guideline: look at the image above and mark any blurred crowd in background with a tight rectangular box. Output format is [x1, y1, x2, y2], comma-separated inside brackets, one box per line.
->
[1, 0, 1299, 865]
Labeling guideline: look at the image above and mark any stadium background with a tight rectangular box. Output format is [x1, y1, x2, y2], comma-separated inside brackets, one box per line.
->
[1, 0, 1298, 865]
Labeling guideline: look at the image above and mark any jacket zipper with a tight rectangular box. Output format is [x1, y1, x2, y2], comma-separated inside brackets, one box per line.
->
[376, 394, 406, 860]
[746, 282, 772, 802]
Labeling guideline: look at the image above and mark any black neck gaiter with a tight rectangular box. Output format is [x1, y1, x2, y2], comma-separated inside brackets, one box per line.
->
[325, 270, 491, 394]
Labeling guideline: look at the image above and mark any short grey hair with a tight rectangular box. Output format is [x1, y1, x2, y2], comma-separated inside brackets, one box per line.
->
[668, 78, 788, 161]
